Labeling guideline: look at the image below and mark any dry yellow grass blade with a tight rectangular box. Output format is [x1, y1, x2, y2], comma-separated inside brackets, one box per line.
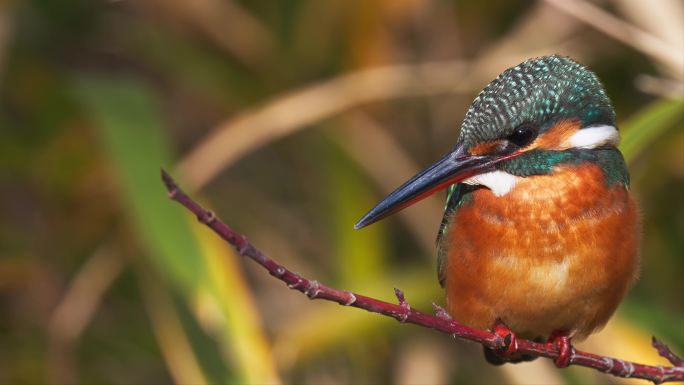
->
[471, 2, 585, 79]
[543, 0, 684, 79]
[176, 2, 591, 193]
[47, 244, 126, 384]
[176, 60, 471, 191]
[139, 272, 209, 385]
[613, 0, 683, 52]
[192, 220, 282, 385]
[48, 243, 125, 346]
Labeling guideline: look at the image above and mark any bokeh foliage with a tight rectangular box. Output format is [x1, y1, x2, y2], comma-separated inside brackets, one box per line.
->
[0, 1, 682, 384]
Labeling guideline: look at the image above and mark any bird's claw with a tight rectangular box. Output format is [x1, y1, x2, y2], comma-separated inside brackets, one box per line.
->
[492, 318, 519, 356]
[547, 331, 574, 368]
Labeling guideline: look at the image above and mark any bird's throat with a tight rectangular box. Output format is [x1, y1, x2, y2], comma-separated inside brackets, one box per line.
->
[462, 171, 518, 197]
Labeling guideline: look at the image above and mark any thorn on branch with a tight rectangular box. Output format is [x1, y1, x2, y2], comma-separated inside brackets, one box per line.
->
[161, 169, 179, 198]
[653, 337, 684, 367]
[432, 303, 452, 320]
[394, 288, 407, 305]
[168, 188, 178, 199]
[394, 288, 411, 323]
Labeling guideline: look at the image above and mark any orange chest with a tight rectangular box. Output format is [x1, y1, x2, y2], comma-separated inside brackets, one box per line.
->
[441, 163, 640, 338]
[444, 163, 638, 264]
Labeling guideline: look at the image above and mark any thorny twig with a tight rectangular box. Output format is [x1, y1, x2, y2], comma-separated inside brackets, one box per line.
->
[162, 169, 684, 384]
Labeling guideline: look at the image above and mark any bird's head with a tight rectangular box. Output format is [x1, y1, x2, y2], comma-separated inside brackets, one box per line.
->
[355, 55, 619, 229]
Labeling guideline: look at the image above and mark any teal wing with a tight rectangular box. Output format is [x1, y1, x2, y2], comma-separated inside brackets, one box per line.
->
[436, 183, 469, 287]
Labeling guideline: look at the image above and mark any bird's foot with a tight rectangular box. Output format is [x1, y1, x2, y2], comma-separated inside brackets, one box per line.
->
[484, 319, 538, 365]
[546, 330, 574, 368]
[492, 318, 519, 356]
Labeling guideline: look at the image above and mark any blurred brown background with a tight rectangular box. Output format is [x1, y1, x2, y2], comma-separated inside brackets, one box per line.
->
[0, 1, 682, 384]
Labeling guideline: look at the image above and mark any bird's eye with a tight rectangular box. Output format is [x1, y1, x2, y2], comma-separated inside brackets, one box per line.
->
[506, 123, 537, 147]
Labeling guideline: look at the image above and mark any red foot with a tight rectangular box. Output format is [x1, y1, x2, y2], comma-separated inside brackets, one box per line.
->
[492, 318, 518, 356]
[547, 331, 573, 368]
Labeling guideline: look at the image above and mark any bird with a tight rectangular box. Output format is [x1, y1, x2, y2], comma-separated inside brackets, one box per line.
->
[354, 55, 640, 367]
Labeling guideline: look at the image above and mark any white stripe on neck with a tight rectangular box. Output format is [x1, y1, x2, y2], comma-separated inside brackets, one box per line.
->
[463, 171, 518, 197]
[461, 125, 618, 197]
[566, 125, 619, 149]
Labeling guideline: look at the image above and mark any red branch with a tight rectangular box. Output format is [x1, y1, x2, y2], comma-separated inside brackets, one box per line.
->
[161, 170, 684, 384]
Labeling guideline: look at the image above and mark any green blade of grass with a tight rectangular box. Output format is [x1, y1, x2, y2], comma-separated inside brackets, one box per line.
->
[620, 98, 684, 163]
[73, 77, 204, 290]
[72, 76, 279, 384]
[325, 135, 387, 287]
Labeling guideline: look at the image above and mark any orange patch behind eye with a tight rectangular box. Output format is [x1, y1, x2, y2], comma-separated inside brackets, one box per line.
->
[528, 119, 582, 150]
[469, 140, 505, 156]
[469, 119, 582, 156]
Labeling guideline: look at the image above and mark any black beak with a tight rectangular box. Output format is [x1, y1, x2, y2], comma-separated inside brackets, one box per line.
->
[354, 140, 502, 229]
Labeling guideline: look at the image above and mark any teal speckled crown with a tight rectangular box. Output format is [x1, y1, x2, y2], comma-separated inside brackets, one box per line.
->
[459, 55, 615, 148]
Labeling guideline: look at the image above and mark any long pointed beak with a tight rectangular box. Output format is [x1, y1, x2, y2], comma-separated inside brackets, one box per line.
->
[354, 141, 501, 229]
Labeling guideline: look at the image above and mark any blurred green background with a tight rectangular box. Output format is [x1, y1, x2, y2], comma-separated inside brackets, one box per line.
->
[0, 1, 682, 384]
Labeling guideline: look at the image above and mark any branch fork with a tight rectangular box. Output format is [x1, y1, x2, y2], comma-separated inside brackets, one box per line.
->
[161, 170, 684, 384]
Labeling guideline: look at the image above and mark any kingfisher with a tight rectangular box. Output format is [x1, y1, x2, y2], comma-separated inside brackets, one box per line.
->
[354, 55, 640, 366]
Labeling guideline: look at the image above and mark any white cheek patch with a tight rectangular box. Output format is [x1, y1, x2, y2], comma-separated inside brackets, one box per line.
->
[566, 125, 619, 149]
[463, 171, 518, 197]
[462, 125, 617, 197]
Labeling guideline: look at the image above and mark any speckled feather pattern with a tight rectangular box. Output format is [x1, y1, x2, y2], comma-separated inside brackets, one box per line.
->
[459, 55, 615, 148]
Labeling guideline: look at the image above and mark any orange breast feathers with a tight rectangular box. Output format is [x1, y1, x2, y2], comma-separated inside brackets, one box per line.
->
[441, 163, 640, 340]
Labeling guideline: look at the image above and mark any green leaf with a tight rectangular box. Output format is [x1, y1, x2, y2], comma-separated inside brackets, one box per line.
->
[72, 76, 279, 384]
[620, 98, 684, 163]
[72, 76, 205, 290]
[325, 135, 387, 287]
